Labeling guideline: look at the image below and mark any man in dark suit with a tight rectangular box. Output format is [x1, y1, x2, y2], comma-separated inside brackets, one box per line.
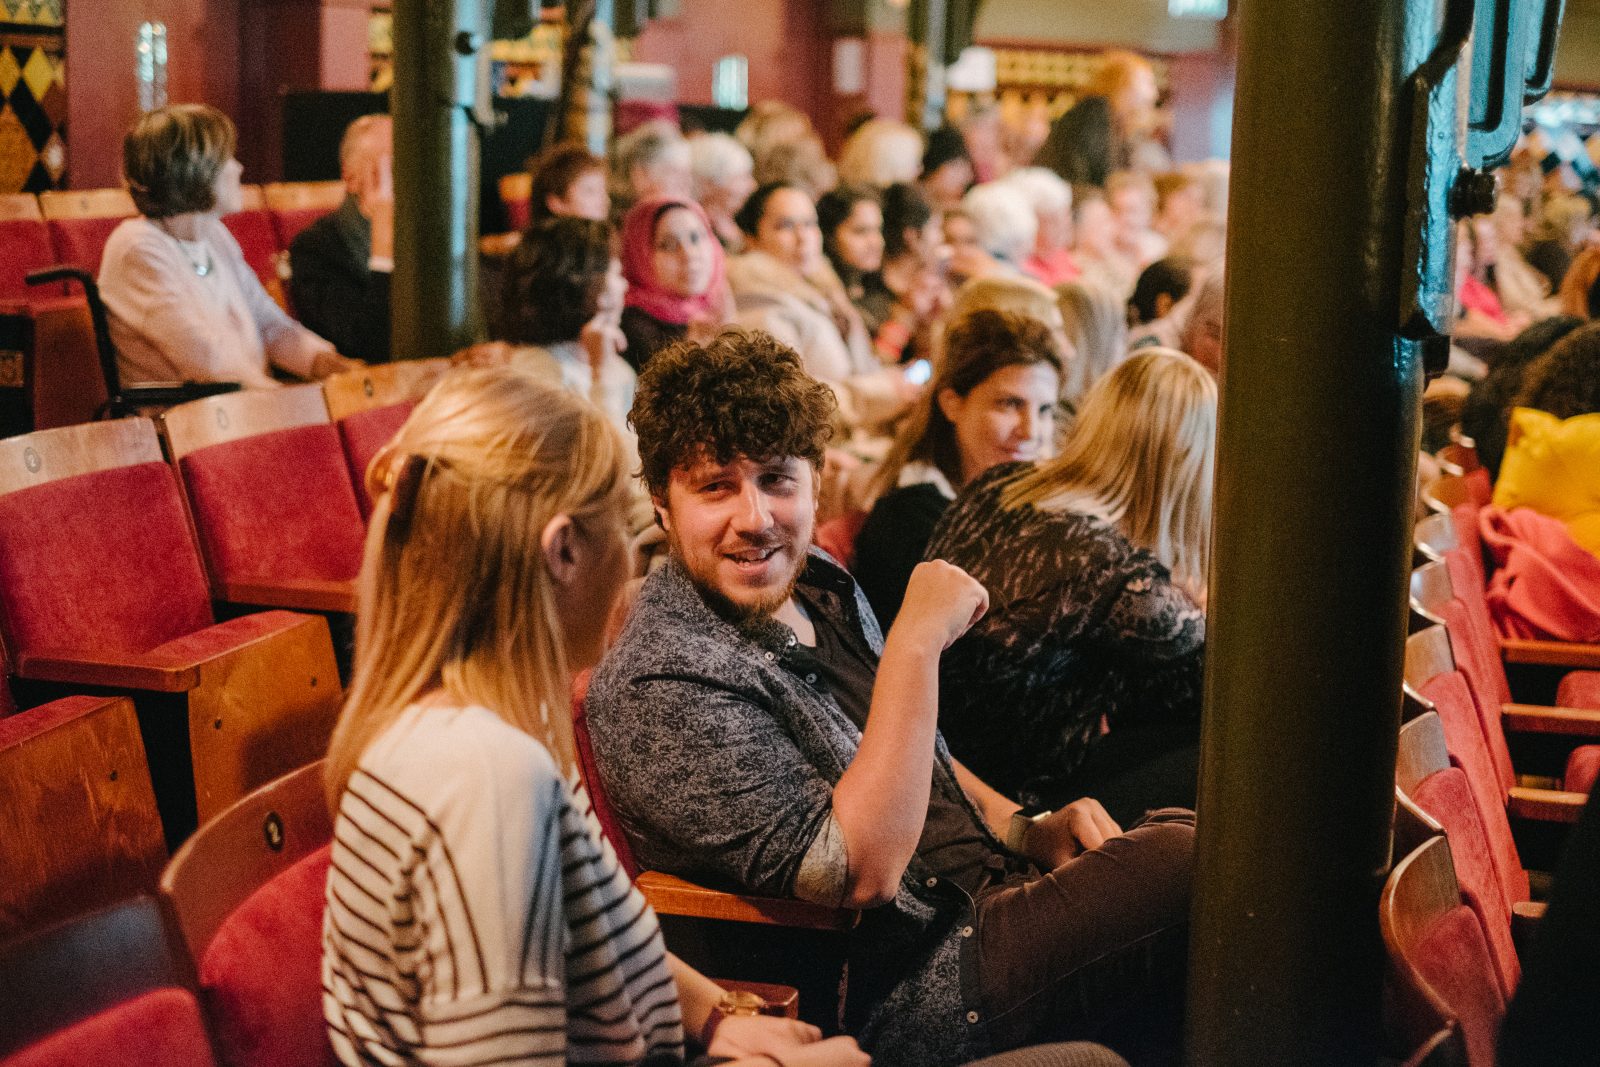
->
[289, 115, 393, 363]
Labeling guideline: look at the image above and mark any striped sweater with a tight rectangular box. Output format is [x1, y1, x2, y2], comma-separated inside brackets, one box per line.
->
[323, 703, 684, 1066]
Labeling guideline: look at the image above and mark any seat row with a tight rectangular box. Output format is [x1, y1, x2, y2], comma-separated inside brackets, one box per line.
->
[0, 361, 445, 944]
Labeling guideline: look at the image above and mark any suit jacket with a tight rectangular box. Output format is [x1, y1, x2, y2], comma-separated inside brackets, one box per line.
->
[288, 196, 391, 362]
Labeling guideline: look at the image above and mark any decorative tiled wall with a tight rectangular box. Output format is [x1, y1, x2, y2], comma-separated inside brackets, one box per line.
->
[0, 0, 64, 192]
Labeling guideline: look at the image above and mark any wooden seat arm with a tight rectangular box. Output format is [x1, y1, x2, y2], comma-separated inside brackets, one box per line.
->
[1503, 702, 1600, 738]
[635, 870, 858, 931]
[1507, 786, 1587, 824]
[15, 650, 200, 692]
[217, 577, 357, 615]
[1502, 638, 1600, 670]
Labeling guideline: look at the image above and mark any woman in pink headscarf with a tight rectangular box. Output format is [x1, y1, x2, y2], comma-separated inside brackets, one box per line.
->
[618, 196, 731, 370]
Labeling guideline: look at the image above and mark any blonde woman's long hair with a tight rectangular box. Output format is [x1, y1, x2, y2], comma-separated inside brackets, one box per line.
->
[325, 366, 631, 807]
[1001, 349, 1216, 596]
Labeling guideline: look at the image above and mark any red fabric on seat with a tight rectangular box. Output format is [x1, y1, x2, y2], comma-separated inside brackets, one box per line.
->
[1449, 503, 1487, 592]
[1436, 598, 1517, 790]
[45, 216, 127, 275]
[1480, 506, 1600, 642]
[1411, 904, 1506, 1067]
[1, 988, 217, 1067]
[1413, 768, 1521, 996]
[222, 210, 281, 294]
[199, 846, 333, 1067]
[1565, 746, 1600, 796]
[269, 208, 331, 249]
[0, 462, 214, 657]
[179, 425, 365, 585]
[571, 670, 640, 877]
[336, 402, 417, 518]
[1555, 670, 1600, 710]
[0, 219, 58, 303]
[504, 196, 531, 233]
[1418, 671, 1530, 907]
[1463, 468, 1493, 510]
[814, 511, 867, 571]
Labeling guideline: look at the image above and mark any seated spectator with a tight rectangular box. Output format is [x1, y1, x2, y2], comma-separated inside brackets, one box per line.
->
[289, 114, 393, 363]
[944, 206, 1003, 286]
[587, 331, 1194, 1067]
[856, 310, 1063, 628]
[1557, 245, 1600, 320]
[838, 118, 924, 189]
[727, 183, 915, 432]
[961, 180, 1037, 273]
[1460, 315, 1584, 477]
[1055, 279, 1129, 414]
[1152, 172, 1205, 245]
[611, 119, 693, 216]
[1127, 257, 1194, 338]
[101, 104, 355, 389]
[1107, 171, 1167, 268]
[1491, 194, 1558, 322]
[921, 125, 975, 212]
[1527, 194, 1594, 292]
[736, 101, 836, 198]
[529, 142, 610, 222]
[928, 349, 1214, 824]
[1177, 270, 1225, 375]
[961, 102, 1012, 184]
[1456, 215, 1527, 346]
[689, 131, 757, 252]
[816, 184, 888, 331]
[619, 197, 728, 369]
[1071, 188, 1139, 300]
[1005, 167, 1078, 287]
[949, 274, 1073, 367]
[1035, 50, 1160, 188]
[500, 217, 634, 435]
[870, 182, 951, 363]
[1167, 216, 1226, 270]
[323, 365, 863, 1067]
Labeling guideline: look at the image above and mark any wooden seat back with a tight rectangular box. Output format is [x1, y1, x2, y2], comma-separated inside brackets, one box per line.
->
[1413, 512, 1459, 564]
[161, 383, 332, 462]
[1404, 623, 1457, 694]
[38, 190, 137, 275]
[320, 358, 449, 421]
[0, 695, 167, 942]
[0, 192, 41, 222]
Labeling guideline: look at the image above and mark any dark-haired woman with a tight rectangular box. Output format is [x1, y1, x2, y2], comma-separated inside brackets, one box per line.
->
[854, 310, 1062, 627]
[816, 184, 887, 330]
[100, 104, 355, 389]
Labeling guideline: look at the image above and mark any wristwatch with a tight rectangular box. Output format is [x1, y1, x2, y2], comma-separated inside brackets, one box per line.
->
[699, 988, 769, 1047]
[1006, 809, 1052, 853]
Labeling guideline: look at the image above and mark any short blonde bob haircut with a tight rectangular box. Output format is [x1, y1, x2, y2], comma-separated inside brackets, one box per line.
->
[123, 104, 236, 219]
[1001, 348, 1216, 597]
[325, 366, 631, 805]
[837, 118, 925, 189]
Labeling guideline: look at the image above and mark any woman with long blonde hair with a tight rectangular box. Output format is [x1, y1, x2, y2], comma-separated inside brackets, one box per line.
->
[925, 349, 1214, 825]
[322, 366, 864, 1067]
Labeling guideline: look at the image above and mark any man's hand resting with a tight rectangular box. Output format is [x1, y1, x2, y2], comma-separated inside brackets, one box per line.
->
[1024, 797, 1123, 868]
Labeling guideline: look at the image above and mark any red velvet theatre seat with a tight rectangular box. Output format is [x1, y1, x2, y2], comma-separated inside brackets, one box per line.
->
[0, 194, 57, 303]
[160, 761, 334, 1067]
[37, 189, 136, 276]
[263, 181, 344, 248]
[320, 359, 450, 517]
[222, 185, 289, 311]
[162, 385, 364, 615]
[0, 418, 342, 843]
[0, 897, 217, 1067]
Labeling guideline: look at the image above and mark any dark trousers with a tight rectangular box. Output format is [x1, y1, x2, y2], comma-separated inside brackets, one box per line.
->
[973, 809, 1194, 1067]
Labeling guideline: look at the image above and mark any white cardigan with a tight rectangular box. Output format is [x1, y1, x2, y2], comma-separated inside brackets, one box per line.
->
[99, 216, 332, 389]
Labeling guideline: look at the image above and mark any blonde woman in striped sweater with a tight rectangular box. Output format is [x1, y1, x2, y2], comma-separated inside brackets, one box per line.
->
[322, 365, 866, 1067]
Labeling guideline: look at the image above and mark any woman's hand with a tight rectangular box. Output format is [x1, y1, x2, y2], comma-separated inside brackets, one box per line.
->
[716, 1021, 870, 1067]
[708, 1013, 820, 1057]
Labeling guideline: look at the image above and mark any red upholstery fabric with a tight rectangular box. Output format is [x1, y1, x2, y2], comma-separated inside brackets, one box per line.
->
[336, 402, 416, 518]
[1565, 746, 1600, 796]
[222, 210, 281, 294]
[179, 425, 365, 585]
[1463, 468, 1493, 509]
[0, 219, 59, 302]
[571, 670, 640, 877]
[45, 216, 128, 275]
[1449, 503, 1487, 592]
[1409, 905, 1506, 1067]
[1480, 506, 1600, 642]
[0, 462, 214, 657]
[1555, 670, 1600, 710]
[503, 195, 531, 233]
[1418, 671, 1530, 907]
[1, 988, 217, 1067]
[269, 208, 331, 249]
[1436, 598, 1516, 790]
[199, 846, 333, 1067]
[1413, 768, 1521, 996]
[1440, 568, 1515, 714]
[814, 511, 867, 571]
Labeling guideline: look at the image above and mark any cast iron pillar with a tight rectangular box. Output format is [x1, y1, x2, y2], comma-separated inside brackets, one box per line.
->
[390, 0, 487, 357]
[1185, 0, 1432, 1061]
[907, 0, 947, 132]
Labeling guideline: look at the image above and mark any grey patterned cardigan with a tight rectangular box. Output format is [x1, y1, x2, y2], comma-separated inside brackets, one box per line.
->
[585, 551, 1011, 1067]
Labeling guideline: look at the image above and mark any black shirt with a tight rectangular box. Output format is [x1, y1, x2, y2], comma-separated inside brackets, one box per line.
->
[853, 482, 953, 630]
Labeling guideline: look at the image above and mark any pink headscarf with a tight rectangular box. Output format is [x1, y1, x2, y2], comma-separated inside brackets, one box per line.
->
[621, 196, 727, 326]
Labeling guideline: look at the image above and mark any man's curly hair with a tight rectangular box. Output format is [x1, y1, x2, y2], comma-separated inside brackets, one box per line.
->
[630, 329, 838, 497]
[1515, 320, 1600, 422]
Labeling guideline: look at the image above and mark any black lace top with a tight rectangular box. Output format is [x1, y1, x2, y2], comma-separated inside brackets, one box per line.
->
[925, 462, 1206, 809]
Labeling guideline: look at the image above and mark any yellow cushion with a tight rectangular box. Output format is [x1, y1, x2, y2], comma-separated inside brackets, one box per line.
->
[1493, 407, 1600, 557]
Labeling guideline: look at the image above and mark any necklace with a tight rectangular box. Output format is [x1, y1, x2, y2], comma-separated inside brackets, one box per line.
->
[157, 220, 214, 277]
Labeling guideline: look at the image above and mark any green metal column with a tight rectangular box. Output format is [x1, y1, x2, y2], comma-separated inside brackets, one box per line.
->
[1185, 0, 1432, 1061]
[390, 0, 488, 358]
[907, 0, 946, 131]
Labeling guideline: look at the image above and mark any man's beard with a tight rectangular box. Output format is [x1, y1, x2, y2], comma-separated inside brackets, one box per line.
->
[669, 527, 808, 625]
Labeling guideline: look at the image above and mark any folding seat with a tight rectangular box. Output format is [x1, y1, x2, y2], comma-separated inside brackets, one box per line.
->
[162, 386, 364, 616]
[321, 358, 450, 517]
[0, 691, 166, 942]
[37, 189, 136, 276]
[263, 181, 344, 249]
[221, 185, 288, 310]
[0, 896, 218, 1067]
[0, 194, 56, 303]
[0, 418, 341, 843]
[159, 761, 333, 1067]
[499, 171, 533, 232]
[1381, 835, 1506, 1067]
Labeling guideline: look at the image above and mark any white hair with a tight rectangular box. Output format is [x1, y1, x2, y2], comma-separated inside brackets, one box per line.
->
[1003, 167, 1073, 218]
[837, 119, 925, 188]
[962, 181, 1039, 263]
[689, 132, 753, 194]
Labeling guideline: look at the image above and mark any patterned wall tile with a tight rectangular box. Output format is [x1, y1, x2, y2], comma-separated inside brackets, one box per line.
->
[0, 30, 64, 192]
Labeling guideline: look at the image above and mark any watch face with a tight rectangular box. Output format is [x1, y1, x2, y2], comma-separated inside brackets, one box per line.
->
[723, 989, 767, 1015]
